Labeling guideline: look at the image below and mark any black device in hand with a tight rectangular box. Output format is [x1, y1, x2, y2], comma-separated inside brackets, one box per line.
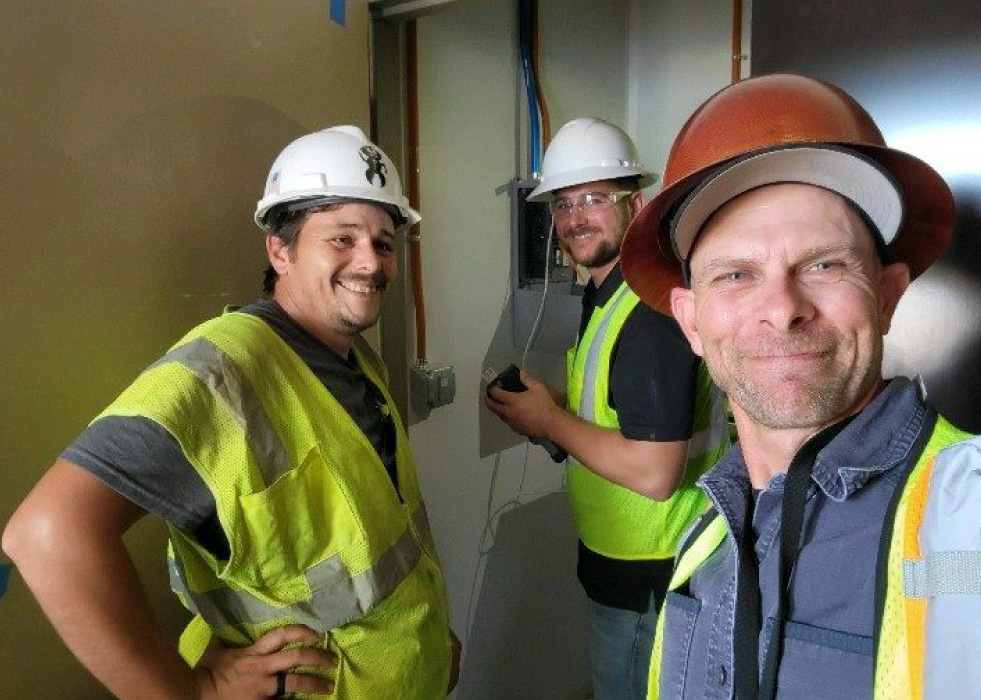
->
[485, 364, 568, 463]
[485, 363, 526, 395]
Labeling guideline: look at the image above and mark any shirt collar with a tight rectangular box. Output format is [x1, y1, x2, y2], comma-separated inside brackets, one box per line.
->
[583, 262, 624, 309]
[811, 377, 927, 501]
[700, 377, 928, 513]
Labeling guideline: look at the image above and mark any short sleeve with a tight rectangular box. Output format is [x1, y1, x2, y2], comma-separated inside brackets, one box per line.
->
[62, 415, 217, 534]
[609, 304, 700, 442]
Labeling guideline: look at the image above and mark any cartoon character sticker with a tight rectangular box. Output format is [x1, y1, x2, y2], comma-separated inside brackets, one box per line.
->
[359, 145, 388, 187]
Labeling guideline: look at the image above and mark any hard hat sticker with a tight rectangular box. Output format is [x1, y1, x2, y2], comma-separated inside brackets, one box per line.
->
[360, 146, 388, 187]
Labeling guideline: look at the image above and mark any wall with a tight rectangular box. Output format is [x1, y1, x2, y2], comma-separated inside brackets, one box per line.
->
[409, 1, 628, 697]
[406, 1, 733, 697]
[752, 0, 981, 432]
[626, 0, 736, 186]
[0, 2, 369, 697]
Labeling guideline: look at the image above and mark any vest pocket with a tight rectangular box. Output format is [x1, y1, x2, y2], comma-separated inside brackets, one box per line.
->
[659, 591, 701, 700]
[238, 444, 366, 586]
[769, 620, 872, 700]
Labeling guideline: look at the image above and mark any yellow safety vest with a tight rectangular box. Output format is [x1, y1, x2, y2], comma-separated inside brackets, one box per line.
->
[95, 309, 451, 700]
[647, 415, 977, 700]
[566, 281, 729, 560]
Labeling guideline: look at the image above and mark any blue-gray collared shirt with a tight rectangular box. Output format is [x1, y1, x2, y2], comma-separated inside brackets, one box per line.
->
[658, 377, 929, 700]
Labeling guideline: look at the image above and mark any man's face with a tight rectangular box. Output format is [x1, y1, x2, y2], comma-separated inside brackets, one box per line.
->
[552, 180, 639, 270]
[268, 203, 397, 346]
[671, 183, 910, 430]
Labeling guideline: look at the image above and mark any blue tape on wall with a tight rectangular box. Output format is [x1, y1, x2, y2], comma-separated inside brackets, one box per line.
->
[330, 0, 346, 27]
[0, 563, 11, 600]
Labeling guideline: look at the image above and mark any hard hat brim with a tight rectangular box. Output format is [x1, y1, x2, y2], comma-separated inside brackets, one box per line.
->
[672, 145, 904, 261]
[526, 166, 657, 202]
[255, 190, 421, 232]
[621, 141, 954, 316]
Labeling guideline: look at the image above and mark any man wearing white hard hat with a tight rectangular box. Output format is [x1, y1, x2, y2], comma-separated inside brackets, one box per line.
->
[487, 117, 729, 700]
[4, 126, 458, 700]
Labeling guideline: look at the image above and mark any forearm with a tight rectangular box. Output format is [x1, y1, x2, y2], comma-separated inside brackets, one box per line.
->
[543, 410, 689, 500]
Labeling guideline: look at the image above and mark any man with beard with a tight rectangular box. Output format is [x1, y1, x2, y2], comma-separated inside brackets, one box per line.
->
[486, 117, 729, 700]
[3, 126, 458, 700]
[620, 74, 981, 700]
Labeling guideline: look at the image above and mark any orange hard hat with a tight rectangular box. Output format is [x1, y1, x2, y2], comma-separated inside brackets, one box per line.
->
[621, 73, 955, 314]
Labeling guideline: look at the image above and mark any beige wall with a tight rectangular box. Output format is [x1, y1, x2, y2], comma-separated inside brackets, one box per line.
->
[0, 2, 369, 696]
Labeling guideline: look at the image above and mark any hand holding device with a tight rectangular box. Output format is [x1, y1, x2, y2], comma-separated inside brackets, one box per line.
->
[484, 365, 567, 462]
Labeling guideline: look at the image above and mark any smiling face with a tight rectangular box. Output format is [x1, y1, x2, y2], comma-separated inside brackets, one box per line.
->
[552, 180, 642, 278]
[268, 202, 397, 355]
[671, 183, 910, 431]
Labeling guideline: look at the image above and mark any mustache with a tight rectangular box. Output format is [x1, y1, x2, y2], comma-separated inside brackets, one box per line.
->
[740, 331, 836, 358]
[337, 272, 390, 290]
[562, 225, 602, 238]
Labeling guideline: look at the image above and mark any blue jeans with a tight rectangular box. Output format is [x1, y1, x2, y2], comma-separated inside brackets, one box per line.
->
[587, 595, 658, 700]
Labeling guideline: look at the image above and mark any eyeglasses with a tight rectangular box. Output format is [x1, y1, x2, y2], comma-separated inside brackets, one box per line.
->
[549, 190, 633, 217]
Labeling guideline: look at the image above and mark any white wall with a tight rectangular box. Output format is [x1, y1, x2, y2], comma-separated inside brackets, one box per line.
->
[627, 0, 734, 185]
[408, 0, 735, 695]
[410, 1, 631, 696]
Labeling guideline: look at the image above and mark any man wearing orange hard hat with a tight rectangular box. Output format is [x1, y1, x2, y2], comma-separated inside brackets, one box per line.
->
[621, 73, 981, 700]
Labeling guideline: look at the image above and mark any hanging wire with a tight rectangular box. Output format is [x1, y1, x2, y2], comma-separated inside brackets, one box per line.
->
[528, 0, 551, 148]
[518, 0, 541, 175]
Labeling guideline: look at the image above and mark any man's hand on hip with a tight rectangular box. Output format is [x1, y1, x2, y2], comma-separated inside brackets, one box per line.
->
[195, 625, 337, 700]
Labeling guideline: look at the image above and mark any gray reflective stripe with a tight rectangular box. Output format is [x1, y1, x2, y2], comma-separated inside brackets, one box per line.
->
[148, 337, 292, 485]
[169, 556, 252, 639]
[903, 551, 981, 598]
[578, 283, 632, 422]
[917, 434, 981, 700]
[411, 504, 434, 548]
[169, 525, 422, 634]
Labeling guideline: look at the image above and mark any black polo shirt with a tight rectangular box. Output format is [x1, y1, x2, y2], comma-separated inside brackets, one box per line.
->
[573, 264, 701, 612]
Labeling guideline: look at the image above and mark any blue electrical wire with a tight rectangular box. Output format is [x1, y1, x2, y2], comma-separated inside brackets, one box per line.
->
[518, 0, 540, 175]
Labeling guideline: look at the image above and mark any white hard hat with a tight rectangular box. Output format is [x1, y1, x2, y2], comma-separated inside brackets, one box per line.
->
[526, 117, 656, 202]
[255, 125, 420, 232]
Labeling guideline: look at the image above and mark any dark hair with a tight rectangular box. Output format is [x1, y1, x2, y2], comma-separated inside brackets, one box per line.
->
[613, 176, 642, 192]
[261, 203, 341, 294]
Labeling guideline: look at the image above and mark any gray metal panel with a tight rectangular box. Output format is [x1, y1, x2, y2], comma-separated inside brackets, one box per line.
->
[752, 1, 981, 432]
[512, 285, 582, 356]
[457, 492, 591, 700]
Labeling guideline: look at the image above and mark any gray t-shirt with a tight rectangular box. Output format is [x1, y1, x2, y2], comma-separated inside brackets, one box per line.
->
[62, 299, 397, 559]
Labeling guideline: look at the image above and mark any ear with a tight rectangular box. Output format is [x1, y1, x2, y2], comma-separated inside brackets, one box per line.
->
[670, 286, 704, 356]
[878, 261, 911, 334]
[265, 235, 292, 276]
[628, 190, 645, 218]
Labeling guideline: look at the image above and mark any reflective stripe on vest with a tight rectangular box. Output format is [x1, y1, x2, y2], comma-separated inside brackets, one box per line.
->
[646, 416, 977, 700]
[880, 421, 980, 700]
[576, 282, 634, 424]
[96, 311, 451, 699]
[566, 281, 728, 560]
[147, 337, 293, 484]
[647, 510, 727, 700]
[168, 505, 431, 634]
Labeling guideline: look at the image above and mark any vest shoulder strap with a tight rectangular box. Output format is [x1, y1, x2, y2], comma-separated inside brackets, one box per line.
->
[668, 507, 726, 593]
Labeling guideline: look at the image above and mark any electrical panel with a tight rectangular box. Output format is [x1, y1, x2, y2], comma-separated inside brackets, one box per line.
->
[517, 185, 572, 286]
[502, 179, 575, 288]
